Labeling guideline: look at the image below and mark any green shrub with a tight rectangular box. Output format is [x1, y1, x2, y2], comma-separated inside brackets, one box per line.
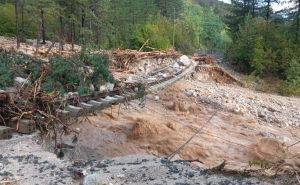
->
[0, 62, 14, 88]
[279, 83, 300, 97]
[83, 53, 114, 84]
[43, 55, 85, 94]
[0, 50, 114, 94]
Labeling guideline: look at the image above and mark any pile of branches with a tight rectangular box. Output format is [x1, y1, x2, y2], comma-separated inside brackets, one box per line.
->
[191, 54, 216, 65]
[109, 49, 181, 71]
[0, 66, 78, 150]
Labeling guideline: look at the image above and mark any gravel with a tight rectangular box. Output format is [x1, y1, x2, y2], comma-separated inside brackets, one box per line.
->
[184, 80, 300, 128]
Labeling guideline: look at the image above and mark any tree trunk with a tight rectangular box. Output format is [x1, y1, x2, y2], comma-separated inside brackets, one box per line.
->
[81, 8, 85, 45]
[40, 8, 46, 44]
[14, 0, 20, 49]
[71, 4, 74, 51]
[266, 0, 271, 22]
[252, 0, 255, 18]
[35, 21, 42, 56]
[59, 16, 64, 52]
[296, 0, 300, 42]
[96, 25, 100, 46]
[21, 3, 24, 42]
[71, 21, 75, 51]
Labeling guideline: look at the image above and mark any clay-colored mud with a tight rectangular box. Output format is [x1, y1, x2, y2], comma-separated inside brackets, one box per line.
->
[68, 80, 300, 173]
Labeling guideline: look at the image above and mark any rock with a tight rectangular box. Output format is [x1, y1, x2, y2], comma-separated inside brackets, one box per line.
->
[83, 174, 102, 185]
[179, 55, 190, 66]
[278, 136, 291, 143]
[89, 84, 95, 92]
[99, 85, 107, 93]
[106, 83, 115, 92]
[173, 62, 180, 68]
[126, 76, 134, 83]
[186, 89, 197, 97]
[14, 77, 30, 87]
[64, 92, 79, 99]
[146, 94, 160, 101]
[99, 82, 115, 92]
[116, 174, 125, 178]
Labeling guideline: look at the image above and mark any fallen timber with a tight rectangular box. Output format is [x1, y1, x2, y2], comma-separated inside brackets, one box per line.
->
[0, 59, 196, 137]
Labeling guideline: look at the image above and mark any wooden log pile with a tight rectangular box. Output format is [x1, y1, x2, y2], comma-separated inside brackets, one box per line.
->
[109, 49, 181, 71]
[0, 67, 78, 144]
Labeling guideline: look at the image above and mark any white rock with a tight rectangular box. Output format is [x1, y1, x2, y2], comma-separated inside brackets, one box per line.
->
[147, 77, 157, 81]
[83, 174, 102, 185]
[279, 136, 291, 142]
[179, 55, 190, 66]
[126, 76, 134, 83]
[146, 94, 159, 101]
[89, 84, 95, 92]
[173, 62, 180, 68]
[14, 77, 30, 86]
[106, 83, 114, 92]
[99, 85, 107, 93]
[116, 174, 125, 178]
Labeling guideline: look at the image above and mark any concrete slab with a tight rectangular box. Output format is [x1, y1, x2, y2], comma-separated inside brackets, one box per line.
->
[81, 102, 94, 112]
[88, 100, 105, 110]
[56, 109, 70, 120]
[66, 105, 83, 117]
[0, 126, 13, 140]
[7, 119, 36, 134]
[113, 95, 125, 104]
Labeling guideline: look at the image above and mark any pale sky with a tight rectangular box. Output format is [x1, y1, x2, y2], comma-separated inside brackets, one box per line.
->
[219, 0, 294, 11]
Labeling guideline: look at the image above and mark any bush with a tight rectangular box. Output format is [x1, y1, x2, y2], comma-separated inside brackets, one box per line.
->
[279, 83, 300, 96]
[0, 62, 14, 88]
[83, 54, 114, 84]
[0, 50, 114, 94]
[0, 50, 27, 88]
[43, 55, 86, 94]
[43, 53, 113, 95]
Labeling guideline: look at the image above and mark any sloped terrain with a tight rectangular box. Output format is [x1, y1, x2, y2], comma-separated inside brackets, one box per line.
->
[0, 40, 299, 184]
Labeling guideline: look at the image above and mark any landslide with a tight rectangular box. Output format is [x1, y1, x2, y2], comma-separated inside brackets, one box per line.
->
[67, 76, 300, 174]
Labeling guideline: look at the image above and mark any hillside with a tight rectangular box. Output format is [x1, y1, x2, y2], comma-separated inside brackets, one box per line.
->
[0, 37, 299, 184]
[0, 0, 300, 184]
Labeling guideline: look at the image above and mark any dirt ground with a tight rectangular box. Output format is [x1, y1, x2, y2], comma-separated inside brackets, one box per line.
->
[68, 77, 300, 174]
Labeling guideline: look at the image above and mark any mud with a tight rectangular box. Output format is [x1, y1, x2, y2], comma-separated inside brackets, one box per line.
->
[65, 79, 300, 175]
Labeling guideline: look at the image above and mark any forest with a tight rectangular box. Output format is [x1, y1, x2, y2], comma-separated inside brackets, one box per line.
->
[0, 0, 299, 96]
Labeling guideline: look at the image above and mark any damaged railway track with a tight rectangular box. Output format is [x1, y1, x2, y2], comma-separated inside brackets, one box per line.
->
[0, 56, 196, 139]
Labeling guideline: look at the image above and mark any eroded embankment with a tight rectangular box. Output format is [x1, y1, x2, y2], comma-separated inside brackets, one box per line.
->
[66, 78, 300, 176]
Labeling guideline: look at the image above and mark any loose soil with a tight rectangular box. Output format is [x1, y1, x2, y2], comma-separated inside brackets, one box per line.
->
[67, 78, 300, 174]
